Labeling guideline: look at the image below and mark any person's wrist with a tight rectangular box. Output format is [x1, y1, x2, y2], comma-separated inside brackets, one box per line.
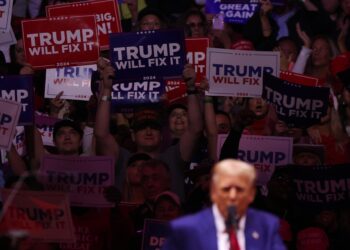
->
[101, 95, 111, 101]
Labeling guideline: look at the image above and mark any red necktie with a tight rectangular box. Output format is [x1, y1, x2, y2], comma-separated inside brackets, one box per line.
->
[229, 228, 240, 250]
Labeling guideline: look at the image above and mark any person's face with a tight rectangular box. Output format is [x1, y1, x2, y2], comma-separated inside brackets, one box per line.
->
[321, 0, 339, 13]
[210, 170, 255, 219]
[215, 114, 231, 134]
[294, 153, 321, 166]
[186, 14, 205, 38]
[140, 14, 161, 31]
[15, 39, 26, 66]
[54, 126, 82, 155]
[169, 108, 188, 136]
[127, 160, 145, 185]
[141, 166, 170, 200]
[279, 39, 298, 62]
[134, 127, 161, 151]
[274, 121, 303, 141]
[312, 38, 332, 67]
[248, 98, 268, 118]
[154, 198, 181, 221]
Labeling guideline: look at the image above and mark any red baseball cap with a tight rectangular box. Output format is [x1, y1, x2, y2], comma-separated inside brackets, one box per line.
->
[297, 227, 329, 250]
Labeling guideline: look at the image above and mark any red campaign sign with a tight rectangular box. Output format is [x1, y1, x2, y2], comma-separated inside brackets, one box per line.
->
[21, 16, 99, 69]
[0, 189, 75, 243]
[280, 71, 320, 87]
[46, 0, 122, 50]
[165, 77, 187, 104]
[185, 38, 209, 86]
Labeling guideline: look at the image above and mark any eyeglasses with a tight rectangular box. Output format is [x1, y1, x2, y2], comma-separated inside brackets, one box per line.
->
[186, 22, 205, 28]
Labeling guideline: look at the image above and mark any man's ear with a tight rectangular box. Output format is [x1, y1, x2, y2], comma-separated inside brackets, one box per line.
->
[248, 186, 256, 204]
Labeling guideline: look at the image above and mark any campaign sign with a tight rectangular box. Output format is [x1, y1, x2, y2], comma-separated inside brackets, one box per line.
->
[12, 126, 26, 156]
[40, 155, 115, 207]
[0, 28, 16, 62]
[207, 48, 279, 97]
[263, 73, 330, 128]
[292, 164, 350, 209]
[35, 113, 61, 147]
[164, 77, 187, 104]
[109, 29, 186, 80]
[217, 134, 293, 185]
[205, 0, 259, 24]
[0, 75, 34, 125]
[47, 0, 122, 50]
[185, 38, 209, 86]
[0, 27, 16, 47]
[0, 189, 75, 242]
[142, 219, 169, 250]
[45, 64, 97, 101]
[280, 71, 320, 87]
[111, 76, 165, 109]
[0, 0, 13, 32]
[0, 98, 21, 150]
[22, 16, 99, 69]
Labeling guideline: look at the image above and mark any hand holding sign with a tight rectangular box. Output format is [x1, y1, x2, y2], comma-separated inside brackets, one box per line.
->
[50, 91, 65, 116]
[183, 64, 196, 90]
[101, 64, 115, 91]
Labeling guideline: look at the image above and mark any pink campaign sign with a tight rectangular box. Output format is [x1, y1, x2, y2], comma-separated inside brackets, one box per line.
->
[0, 189, 75, 243]
[40, 155, 115, 207]
[217, 134, 293, 185]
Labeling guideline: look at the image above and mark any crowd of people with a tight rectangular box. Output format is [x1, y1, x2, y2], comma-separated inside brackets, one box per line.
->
[1, 0, 350, 249]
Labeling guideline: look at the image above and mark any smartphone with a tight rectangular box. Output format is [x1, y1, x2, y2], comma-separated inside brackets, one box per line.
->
[212, 13, 225, 30]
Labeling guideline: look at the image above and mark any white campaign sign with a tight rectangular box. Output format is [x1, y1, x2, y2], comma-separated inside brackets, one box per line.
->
[206, 48, 280, 97]
[0, 0, 13, 32]
[0, 98, 21, 150]
[45, 64, 97, 101]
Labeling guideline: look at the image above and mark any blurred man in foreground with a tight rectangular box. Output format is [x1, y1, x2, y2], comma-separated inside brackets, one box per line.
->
[162, 159, 286, 250]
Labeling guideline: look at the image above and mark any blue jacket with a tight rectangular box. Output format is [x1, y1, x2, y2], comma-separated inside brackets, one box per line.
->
[162, 207, 286, 250]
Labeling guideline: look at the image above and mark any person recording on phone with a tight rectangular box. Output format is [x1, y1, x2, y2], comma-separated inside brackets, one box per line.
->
[162, 159, 286, 250]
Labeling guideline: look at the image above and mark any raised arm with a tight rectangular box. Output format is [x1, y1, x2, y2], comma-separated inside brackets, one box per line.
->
[7, 145, 28, 176]
[292, 23, 312, 74]
[94, 58, 120, 157]
[259, 0, 273, 38]
[338, 18, 349, 53]
[179, 64, 204, 162]
[201, 78, 218, 162]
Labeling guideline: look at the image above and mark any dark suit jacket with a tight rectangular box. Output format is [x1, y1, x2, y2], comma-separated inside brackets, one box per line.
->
[162, 207, 286, 250]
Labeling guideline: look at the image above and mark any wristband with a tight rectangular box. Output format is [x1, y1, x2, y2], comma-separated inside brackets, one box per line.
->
[101, 95, 111, 101]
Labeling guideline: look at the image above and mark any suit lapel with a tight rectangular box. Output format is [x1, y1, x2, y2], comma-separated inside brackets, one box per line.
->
[244, 209, 261, 250]
[198, 208, 218, 250]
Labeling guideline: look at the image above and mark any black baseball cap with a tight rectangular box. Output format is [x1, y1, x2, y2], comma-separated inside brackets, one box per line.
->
[53, 119, 84, 139]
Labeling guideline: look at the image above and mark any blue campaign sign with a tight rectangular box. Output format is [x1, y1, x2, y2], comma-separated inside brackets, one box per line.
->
[262, 73, 330, 128]
[142, 219, 170, 250]
[111, 76, 165, 110]
[109, 29, 186, 80]
[205, 0, 260, 24]
[292, 164, 350, 210]
[0, 75, 34, 125]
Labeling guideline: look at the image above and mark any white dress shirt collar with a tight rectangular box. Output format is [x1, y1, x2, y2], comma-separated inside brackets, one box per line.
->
[212, 204, 246, 250]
